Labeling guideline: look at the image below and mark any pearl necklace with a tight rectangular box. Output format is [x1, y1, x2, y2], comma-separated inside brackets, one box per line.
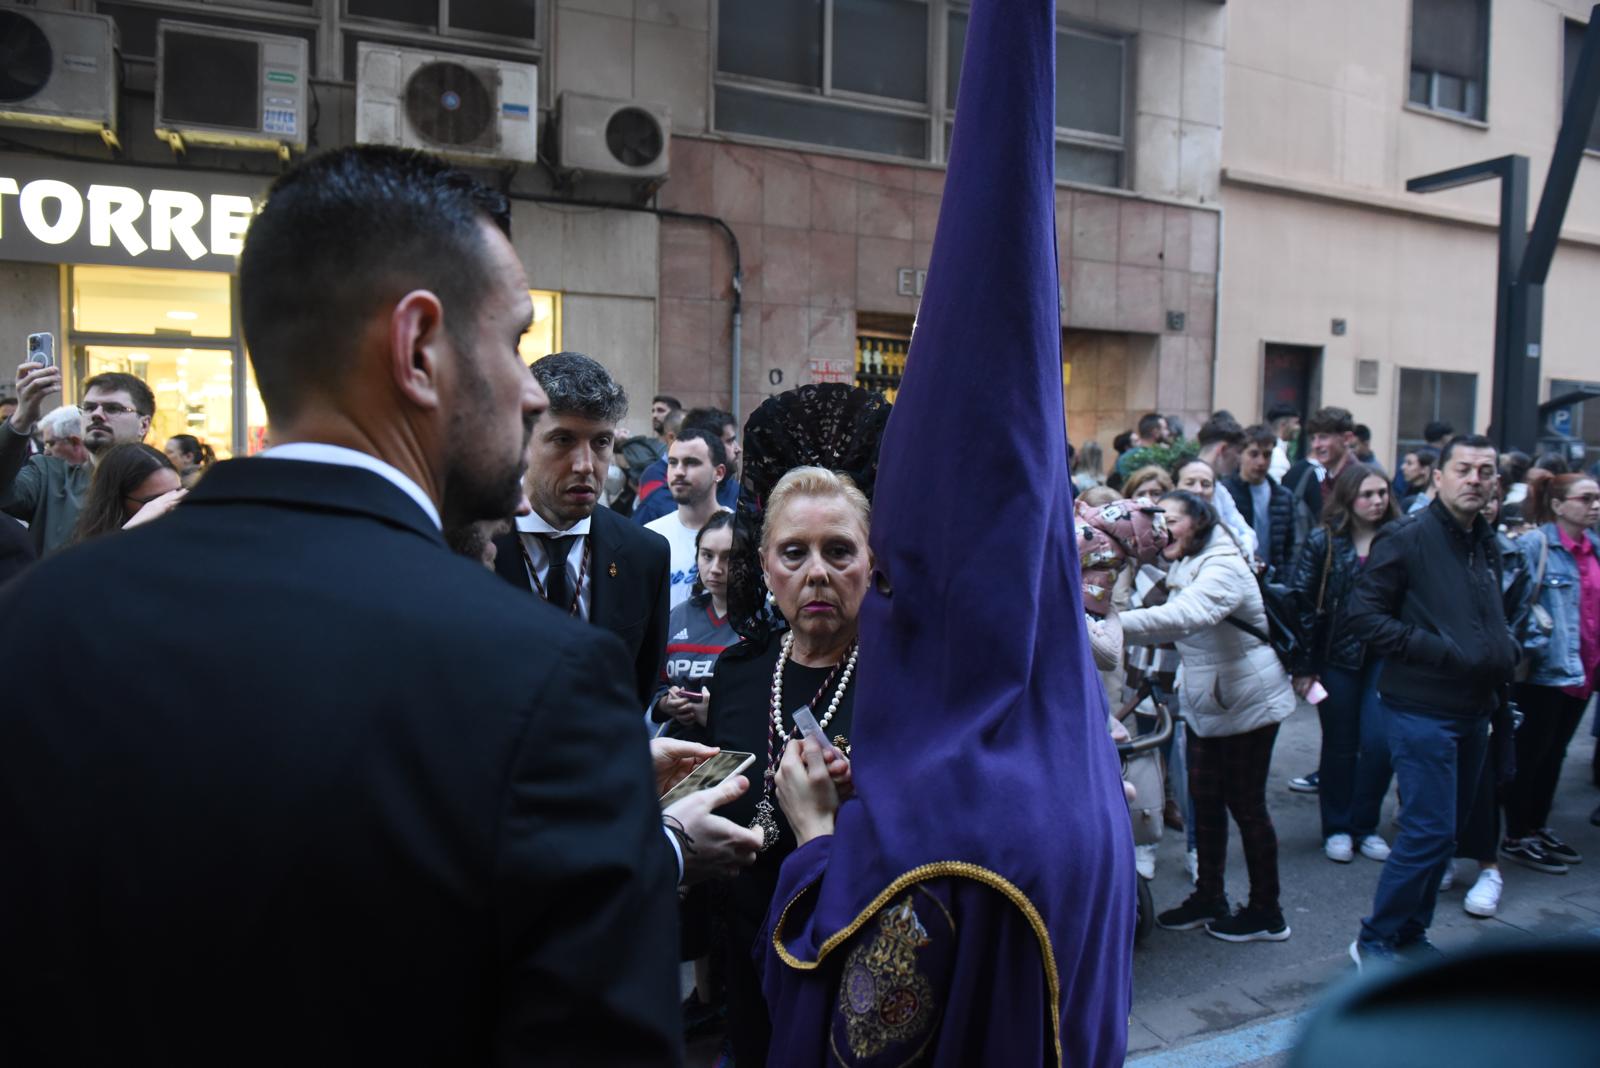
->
[769, 630, 858, 747]
[749, 631, 859, 851]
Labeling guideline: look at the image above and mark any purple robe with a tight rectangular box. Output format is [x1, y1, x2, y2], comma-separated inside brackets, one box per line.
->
[756, 0, 1135, 1063]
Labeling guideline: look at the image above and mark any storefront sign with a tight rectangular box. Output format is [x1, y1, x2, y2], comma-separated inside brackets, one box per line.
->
[0, 154, 267, 271]
[895, 267, 927, 298]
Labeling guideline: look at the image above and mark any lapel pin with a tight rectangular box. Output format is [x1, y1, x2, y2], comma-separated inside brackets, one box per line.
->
[608, 562, 618, 578]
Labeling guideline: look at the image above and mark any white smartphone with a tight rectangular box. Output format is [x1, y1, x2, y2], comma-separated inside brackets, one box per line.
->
[1305, 680, 1330, 705]
[26, 332, 54, 369]
[659, 750, 756, 809]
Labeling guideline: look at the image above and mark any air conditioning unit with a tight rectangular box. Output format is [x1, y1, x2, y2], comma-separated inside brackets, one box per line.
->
[355, 43, 536, 166]
[557, 92, 670, 178]
[155, 21, 309, 159]
[0, 9, 118, 148]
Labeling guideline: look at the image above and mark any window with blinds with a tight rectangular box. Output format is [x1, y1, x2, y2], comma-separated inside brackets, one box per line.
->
[1408, 0, 1490, 121]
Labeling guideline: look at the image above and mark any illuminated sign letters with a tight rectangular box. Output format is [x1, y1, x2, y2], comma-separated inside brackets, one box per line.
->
[0, 154, 264, 270]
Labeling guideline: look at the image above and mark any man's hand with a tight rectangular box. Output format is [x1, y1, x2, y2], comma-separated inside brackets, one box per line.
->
[649, 736, 717, 795]
[664, 774, 763, 885]
[657, 685, 709, 728]
[12, 361, 62, 434]
[775, 738, 842, 846]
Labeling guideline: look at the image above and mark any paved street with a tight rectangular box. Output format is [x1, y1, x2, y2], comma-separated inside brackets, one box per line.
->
[1126, 699, 1600, 1067]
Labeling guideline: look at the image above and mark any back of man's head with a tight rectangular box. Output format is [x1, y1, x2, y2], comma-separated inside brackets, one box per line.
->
[1265, 402, 1299, 425]
[1423, 420, 1455, 445]
[530, 351, 628, 426]
[239, 145, 511, 425]
[1197, 412, 1246, 449]
[661, 409, 685, 442]
[1306, 406, 1354, 436]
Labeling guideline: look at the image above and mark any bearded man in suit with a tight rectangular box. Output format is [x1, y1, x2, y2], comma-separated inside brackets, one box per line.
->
[0, 147, 690, 1066]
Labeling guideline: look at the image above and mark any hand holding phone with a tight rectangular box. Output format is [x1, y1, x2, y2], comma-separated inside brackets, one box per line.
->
[26, 333, 54, 370]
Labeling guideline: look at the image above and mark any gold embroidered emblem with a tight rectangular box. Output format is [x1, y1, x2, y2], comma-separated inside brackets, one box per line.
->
[838, 896, 934, 1059]
[608, 562, 618, 578]
[833, 734, 852, 758]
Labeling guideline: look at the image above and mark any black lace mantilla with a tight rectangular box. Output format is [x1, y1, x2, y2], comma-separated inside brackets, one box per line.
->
[728, 384, 892, 644]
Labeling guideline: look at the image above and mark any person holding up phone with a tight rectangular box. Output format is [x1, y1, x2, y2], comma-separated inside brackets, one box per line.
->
[652, 511, 737, 740]
[0, 343, 159, 556]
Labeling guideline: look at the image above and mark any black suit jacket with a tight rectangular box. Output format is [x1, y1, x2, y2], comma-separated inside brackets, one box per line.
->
[0, 458, 681, 1067]
[493, 505, 671, 708]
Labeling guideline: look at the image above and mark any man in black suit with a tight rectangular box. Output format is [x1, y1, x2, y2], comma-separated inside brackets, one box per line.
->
[494, 352, 671, 708]
[0, 147, 687, 1065]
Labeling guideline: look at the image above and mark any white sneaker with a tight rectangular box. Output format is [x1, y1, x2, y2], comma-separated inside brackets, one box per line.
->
[1325, 833, 1354, 863]
[1185, 848, 1199, 884]
[1438, 862, 1455, 892]
[1135, 843, 1157, 880]
[1359, 835, 1392, 862]
[1464, 868, 1503, 917]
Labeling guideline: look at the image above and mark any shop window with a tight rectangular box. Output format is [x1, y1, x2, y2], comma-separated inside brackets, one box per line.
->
[1397, 368, 1476, 459]
[855, 312, 914, 403]
[517, 290, 562, 365]
[1563, 20, 1600, 153]
[68, 265, 258, 460]
[1408, 0, 1489, 121]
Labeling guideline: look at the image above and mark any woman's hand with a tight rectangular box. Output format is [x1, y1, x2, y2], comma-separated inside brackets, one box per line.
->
[123, 487, 186, 529]
[657, 686, 709, 728]
[650, 737, 718, 795]
[1292, 675, 1318, 700]
[774, 738, 841, 846]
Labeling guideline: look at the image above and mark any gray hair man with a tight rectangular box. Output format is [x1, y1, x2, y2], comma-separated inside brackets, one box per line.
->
[38, 406, 88, 466]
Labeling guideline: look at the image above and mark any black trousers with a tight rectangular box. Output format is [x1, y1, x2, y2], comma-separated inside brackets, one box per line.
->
[1505, 683, 1589, 839]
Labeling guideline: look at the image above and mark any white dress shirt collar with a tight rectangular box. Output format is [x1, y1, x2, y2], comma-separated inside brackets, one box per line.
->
[515, 510, 593, 537]
[260, 443, 441, 530]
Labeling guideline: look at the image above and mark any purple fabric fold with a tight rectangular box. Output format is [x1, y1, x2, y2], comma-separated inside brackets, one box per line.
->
[756, 0, 1135, 1063]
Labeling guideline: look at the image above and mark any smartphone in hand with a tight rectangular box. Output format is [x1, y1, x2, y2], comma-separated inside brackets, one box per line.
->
[26, 332, 54, 369]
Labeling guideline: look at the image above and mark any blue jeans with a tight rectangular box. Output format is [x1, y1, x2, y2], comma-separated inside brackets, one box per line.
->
[1318, 661, 1393, 840]
[1359, 702, 1488, 950]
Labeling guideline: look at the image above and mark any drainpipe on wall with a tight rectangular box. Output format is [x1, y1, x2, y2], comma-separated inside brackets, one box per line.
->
[508, 193, 743, 421]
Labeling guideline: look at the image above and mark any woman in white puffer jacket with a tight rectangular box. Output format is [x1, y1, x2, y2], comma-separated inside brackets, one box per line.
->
[1119, 490, 1297, 944]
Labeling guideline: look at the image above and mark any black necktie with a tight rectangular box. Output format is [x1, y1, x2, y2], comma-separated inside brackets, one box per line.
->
[540, 534, 576, 609]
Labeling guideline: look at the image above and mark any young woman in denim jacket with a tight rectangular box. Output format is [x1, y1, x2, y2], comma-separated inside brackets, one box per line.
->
[1503, 470, 1600, 874]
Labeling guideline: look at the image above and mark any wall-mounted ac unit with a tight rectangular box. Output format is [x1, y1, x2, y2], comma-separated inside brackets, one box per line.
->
[557, 92, 670, 178]
[355, 43, 537, 166]
[0, 9, 118, 148]
[154, 21, 309, 159]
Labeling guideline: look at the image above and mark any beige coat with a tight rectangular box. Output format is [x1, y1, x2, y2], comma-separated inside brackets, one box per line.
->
[1119, 527, 1296, 738]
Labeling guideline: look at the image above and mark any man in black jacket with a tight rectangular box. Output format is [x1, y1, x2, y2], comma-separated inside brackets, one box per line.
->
[1346, 434, 1519, 967]
[493, 351, 672, 708]
[0, 147, 687, 1065]
[1224, 423, 1297, 576]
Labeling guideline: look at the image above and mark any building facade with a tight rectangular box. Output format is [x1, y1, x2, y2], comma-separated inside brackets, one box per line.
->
[1221, 0, 1600, 468]
[0, 0, 1224, 461]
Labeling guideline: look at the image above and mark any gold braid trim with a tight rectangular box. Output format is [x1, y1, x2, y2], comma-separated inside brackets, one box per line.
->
[770, 861, 1064, 1068]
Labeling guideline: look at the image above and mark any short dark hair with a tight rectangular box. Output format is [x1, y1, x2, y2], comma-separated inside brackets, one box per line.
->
[1412, 445, 1440, 470]
[83, 372, 155, 418]
[653, 395, 682, 411]
[1136, 412, 1166, 439]
[530, 351, 628, 425]
[1439, 433, 1496, 467]
[674, 427, 727, 474]
[1159, 489, 1220, 556]
[1265, 402, 1299, 423]
[1243, 423, 1277, 451]
[683, 406, 735, 437]
[1112, 430, 1133, 453]
[1306, 406, 1354, 436]
[239, 145, 511, 424]
[1353, 423, 1372, 444]
[1532, 450, 1571, 475]
[1423, 420, 1455, 443]
[1197, 411, 1246, 448]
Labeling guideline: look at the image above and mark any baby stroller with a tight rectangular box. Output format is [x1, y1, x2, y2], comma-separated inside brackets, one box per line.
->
[1115, 679, 1174, 945]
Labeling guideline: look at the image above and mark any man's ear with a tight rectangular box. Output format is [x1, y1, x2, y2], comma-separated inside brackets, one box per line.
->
[715, 463, 727, 484]
[390, 289, 448, 411]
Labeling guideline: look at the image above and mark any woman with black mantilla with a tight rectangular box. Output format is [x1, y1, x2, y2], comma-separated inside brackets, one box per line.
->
[705, 384, 887, 1068]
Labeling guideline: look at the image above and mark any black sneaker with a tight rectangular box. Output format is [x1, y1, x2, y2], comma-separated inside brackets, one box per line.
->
[1287, 771, 1319, 794]
[1395, 936, 1442, 962]
[1206, 905, 1291, 943]
[1536, 827, 1582, 864]
[1501, 835, 1570, 874]
[1156, 893, 1229, 931]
